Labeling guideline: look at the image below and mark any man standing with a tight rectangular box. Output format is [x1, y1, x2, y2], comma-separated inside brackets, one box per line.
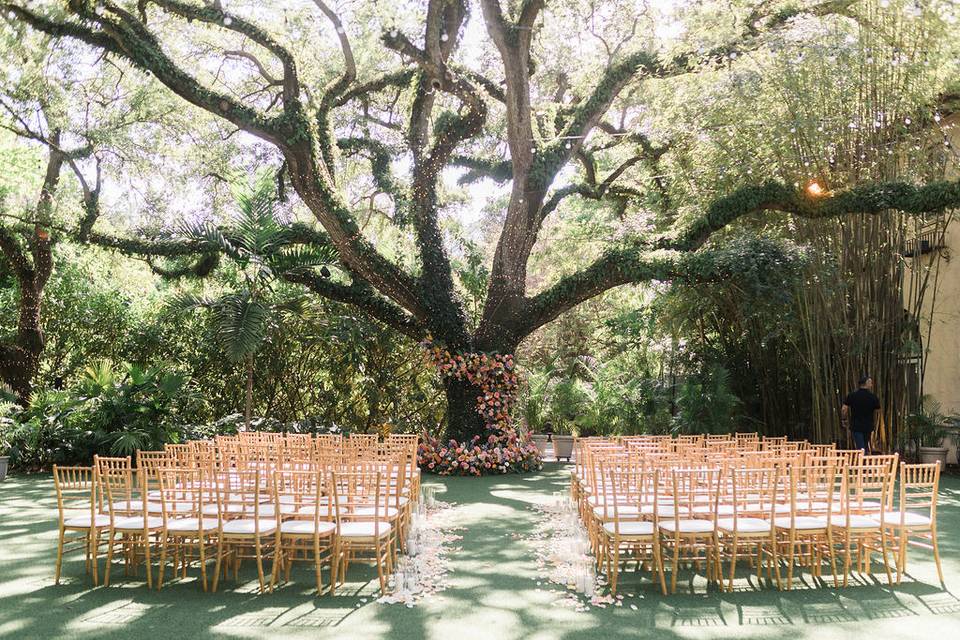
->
[842, 375, 881, 454]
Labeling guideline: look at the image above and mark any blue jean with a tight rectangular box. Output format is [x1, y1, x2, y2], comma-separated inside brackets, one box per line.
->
[852, 431, 870, 455]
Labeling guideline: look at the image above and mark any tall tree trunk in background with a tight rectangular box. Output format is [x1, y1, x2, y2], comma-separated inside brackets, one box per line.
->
[244, 353, 254, 430]
[0, 136, 64, 405]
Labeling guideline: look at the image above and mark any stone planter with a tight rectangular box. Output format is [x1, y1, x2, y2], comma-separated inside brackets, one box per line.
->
[553, 435, 574, 461]
[531, 434, 550, 457]
[918, 446, 949, 467]
[0, 456, 8, 482]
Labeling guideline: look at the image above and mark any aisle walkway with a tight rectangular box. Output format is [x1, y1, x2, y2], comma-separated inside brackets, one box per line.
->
[1, 464, 959, 639]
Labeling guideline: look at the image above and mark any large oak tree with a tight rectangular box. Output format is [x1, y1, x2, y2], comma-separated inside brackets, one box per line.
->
[5, 0, 960, 440]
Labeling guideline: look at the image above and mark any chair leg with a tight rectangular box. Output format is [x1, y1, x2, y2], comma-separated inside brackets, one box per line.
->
[158, 534, 168, 590]
[931, 526, 944, 585]
[330, 541, 339, 596]
[212, 538, 224, 592]
[842, 531, 852, 588]
[144, 532, 153, 589]
[786, 534, 796, 590]
[314, 538, 323, 596]
[104, 530, 116, 587]
[771, 538, 783, 590]
[254, 537, 266, 594]
[653, 540, 667, 595]
[879, 529, 893, 585]
[55, 527, 66, 585]
[826, 529, 838, 588]
[610, 539, 620, 594]
[728, 536, 739, 593]
[199, 535, 208, 592]
[270, 540, 282, 591]
[375, 540, 386, 595]
[91, 529, 101, 586]
[670, 538, 680, 594]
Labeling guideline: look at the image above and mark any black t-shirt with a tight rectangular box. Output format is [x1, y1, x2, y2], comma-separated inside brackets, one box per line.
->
[844, 388, 880, 433]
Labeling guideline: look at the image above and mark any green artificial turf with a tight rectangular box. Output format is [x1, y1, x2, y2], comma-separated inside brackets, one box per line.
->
[1, 463, 958, 639]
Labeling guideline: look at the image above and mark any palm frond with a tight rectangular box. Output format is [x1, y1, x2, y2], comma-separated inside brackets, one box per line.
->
[166, 290, 217, 313]
[178, 219, 239, 258]
[268, 244, 339, 275]
[210, 292, 269, 363]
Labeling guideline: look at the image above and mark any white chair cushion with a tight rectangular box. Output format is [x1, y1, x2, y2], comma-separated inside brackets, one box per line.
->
[659, 519, 715, 534]
[297, 504, 343, 517]
[281, 520, 337, 535]
[875, 511, 931, 527]
[603, 521, 655, 536]
[64, 514, 111, 528]
[717, 517, 771, 533]
[150, 501, 196, 515]
[113, 516, 164, 530]
[829, 514, 882, 529]
[587, 494, 628, 506]
[592, 505, 641, 518]
[745, 502, 791, 514]
[774, 516, 828, 530]
[352, 506, 400, 518]
[692, 504, 734, 516]
[222, 519, 277, 535]
[338, 521, 392, 538]
[641, 504, 688, 517]
[166, 517, 219, 532]
[110, 500, 162, 513]
[257, 504, 297, 517]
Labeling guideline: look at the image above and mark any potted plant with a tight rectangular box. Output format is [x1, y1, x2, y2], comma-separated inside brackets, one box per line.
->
[902, 397, 954, 466]
[521, 371, 551, 456]
[552, 428, 575, 461]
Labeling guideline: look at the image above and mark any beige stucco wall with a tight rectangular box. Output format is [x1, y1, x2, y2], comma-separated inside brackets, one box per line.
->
[914, 113, 960, 462]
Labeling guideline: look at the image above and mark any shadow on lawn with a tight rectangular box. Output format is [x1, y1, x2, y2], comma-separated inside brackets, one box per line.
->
[1, 466, 958, 640]
[417, 464, 960, 638]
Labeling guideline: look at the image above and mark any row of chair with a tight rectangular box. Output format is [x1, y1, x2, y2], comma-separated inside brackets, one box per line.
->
[53, 433, 420, 594]
[572, 435, 943, 594]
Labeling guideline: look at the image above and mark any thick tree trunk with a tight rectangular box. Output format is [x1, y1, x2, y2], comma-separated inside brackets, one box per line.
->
[0, 137, 62, 406]
[244, 354, 254, 430]
[443, 376, 487, 442]
[0, 344, 37, 405]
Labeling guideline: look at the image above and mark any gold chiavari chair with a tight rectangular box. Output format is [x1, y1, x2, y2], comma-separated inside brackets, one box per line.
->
[98, 455, 163, 587]
[165, 443, 195, 467]
[877, 462, 943, 585]
[271, 468, 337, 595]
[835, 449, 864, 467]
[718, 466, 782, 591]
[211, 468, 280, 593]
[156, 466, 219, 590]
[283, 434, 314, 466]
[597, 461, 667, 594]
[137, 449, 171, 507]
[833, 459, 895, 586]
[589, 452, 633, 564]
[53, 465, 107, 585]
[331, 465, 395, 595]
[774, 464, 839, 589]
[659, 467, 723, 593]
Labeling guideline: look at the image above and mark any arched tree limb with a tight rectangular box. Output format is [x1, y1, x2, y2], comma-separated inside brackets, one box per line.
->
[522, 179, 960, 341]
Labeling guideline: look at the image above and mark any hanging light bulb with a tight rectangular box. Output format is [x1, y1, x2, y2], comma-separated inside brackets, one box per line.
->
[806, 180, 826, 197]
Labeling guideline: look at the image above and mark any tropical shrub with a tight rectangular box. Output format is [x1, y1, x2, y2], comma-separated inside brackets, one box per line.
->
[1, 361, 198, 469]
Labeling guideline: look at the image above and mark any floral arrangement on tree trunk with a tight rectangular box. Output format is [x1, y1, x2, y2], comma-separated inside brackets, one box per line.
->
[418, 336, 541, 476]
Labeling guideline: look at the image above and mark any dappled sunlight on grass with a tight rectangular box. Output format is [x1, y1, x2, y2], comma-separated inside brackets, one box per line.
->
[1, 464, 960, 639]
